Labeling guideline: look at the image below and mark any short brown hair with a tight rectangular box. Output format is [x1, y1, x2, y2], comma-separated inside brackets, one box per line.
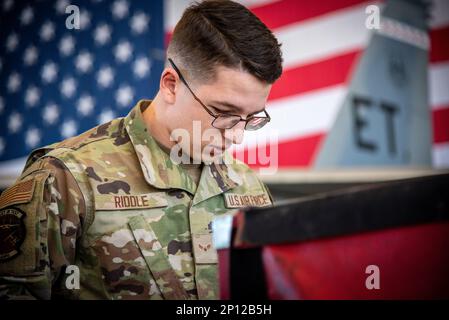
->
[167, 0, 283, 84]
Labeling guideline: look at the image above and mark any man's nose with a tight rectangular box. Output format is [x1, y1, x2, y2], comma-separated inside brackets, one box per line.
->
[224, 122, 245, 145]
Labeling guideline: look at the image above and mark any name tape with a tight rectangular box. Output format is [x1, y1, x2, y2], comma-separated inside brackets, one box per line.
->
[95, 192, 168, 210]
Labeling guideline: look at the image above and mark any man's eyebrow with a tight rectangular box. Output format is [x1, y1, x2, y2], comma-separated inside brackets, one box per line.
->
[210, 101, 242, 111]
[210, 101, 265, 115]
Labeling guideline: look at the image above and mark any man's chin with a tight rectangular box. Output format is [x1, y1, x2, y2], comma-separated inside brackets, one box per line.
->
[200, 146, 227, 164]
[211, 144, 232, 156]
[169, 146, 229, 165]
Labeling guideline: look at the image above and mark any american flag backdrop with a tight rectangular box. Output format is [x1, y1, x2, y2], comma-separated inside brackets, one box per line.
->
[202, 0, 447, 169]
[1, 0, 448, 187]
[0, 0, 164, 185]
[168, 0, 449, 170]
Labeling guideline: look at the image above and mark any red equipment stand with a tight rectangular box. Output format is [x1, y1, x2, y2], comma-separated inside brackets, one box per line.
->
[217, 173, 449, 299]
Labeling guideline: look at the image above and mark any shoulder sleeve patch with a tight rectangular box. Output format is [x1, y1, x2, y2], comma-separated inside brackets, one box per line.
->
[0, 178, 35, 210]
[0, 171, 50, 275]
[0, 207, 27, 262]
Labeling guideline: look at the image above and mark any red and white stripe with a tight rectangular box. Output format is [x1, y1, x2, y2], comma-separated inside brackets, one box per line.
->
[429, 0, 449, 167]
[166, 0, 449, 168]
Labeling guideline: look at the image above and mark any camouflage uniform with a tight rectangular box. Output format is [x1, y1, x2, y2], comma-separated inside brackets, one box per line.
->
[0, 100, 273, 300]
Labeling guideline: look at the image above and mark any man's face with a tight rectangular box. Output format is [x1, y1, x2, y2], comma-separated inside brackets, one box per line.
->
[166, 65, 271, 163]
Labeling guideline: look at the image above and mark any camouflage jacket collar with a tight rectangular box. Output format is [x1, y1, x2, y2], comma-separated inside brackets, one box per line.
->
[125, 100, 242, 203]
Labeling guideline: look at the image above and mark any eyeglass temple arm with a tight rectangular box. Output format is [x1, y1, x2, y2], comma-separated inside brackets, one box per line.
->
[168, 58, 216, 118]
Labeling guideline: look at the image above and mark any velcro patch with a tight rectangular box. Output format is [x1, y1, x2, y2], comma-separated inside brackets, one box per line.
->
[224, 192, 272, 209]
[0, 171, 50, 274]
[95, 192, 168, 210]
[192, 233, 217, 264]
[0, 207, 26, 262]
[0, 179, 35, 210]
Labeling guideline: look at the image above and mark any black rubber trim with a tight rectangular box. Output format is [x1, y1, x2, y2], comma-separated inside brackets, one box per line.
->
[229, 246, 268, 300]
[239, 173, 449, 246]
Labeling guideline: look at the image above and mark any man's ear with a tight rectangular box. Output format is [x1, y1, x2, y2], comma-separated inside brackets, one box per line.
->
[159, 68, 178, 104]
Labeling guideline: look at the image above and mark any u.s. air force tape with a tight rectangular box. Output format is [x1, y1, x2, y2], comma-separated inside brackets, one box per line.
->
[223, 192, 272, 209]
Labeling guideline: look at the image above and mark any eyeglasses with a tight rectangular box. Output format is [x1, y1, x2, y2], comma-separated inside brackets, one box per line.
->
[168, 58, 271, 131]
